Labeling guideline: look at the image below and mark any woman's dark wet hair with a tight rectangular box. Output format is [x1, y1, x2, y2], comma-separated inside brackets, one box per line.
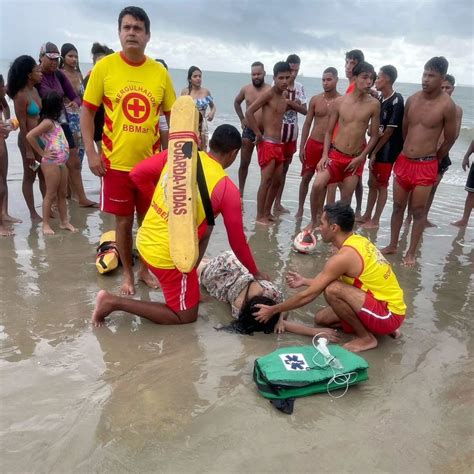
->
[273, 61, 291, 76]
[424, 56, 448, 77]
[235, 295, 281, 335]
[380, 65, 398, 85]
[323, 201, 355, 232]
[40, 91, 63, 122]
[209, 124, 241, 154]
[118, 6, 150, 34]
[352, 61, 375, 77]
[91, 42, 114, 63]
[7, 55, 37, 99]
[187, 65, 202, 93]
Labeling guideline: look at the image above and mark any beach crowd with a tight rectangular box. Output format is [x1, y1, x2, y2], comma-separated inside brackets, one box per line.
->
[0, 6, 472, 353]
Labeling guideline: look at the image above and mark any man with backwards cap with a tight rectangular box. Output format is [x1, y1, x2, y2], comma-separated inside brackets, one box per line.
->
[38, 42, 96, 207]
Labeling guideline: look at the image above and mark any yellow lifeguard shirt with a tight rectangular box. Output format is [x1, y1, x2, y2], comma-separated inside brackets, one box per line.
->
[83, 52, 176, 172]
[340, 234, 406, 315]
[136, 152, 227, 269]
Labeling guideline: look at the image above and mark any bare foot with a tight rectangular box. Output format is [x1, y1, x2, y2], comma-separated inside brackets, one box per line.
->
[42, 224, 55, 235]
[402, 253, 416, 268]
[450, 220, 467, 227]
[2, 214, 22, 223]
[361, 220, 379, 229]
[266, 213, 277, 221]
[355, 215, 368, 223]
[424, 220, 437, 228]
[79, 199, 99, 208]
[381, 244, 397, 255]
[273, 204, 290, 214]
[31, 213, 43, 223]
[138, 268, 160, 289]
[92, 289, 114, 327]
[120, 276, 135, 296]
[389, 328, 401, 339]
[0, 224, 15, 236]
[343, 334, 378, 352]
[256, 217, 274, 225]
[59, 222, 78, 232]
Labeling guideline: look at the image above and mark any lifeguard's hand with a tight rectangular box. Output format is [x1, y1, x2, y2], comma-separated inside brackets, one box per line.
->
[286, 271, 306, 288]
[319, 328, 341, 343]
[299, 148, 305, 164]
[88, 150, 106, 177]
[344, 156, 364, 174]
[254, 133, 263, 145]
[368, 155, 375, 171]
[462, 156, 470, 172]
[254, 304, 274, 323]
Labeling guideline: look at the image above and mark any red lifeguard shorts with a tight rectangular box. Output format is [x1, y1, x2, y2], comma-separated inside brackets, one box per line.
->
[327, 147, 365, 184]
[372, 162, 393, 188]
[147, 265, 200, 313]
[101, 168, 150, 216]
[282, 140, 297, 160]
[257, 141, 285, 168]
[301, 138, 324, 176]
[393, 153, 438, 191]
[341, 292, 405, 335]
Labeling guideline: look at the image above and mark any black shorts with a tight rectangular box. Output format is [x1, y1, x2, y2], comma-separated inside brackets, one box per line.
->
[61, 123, 76, 150]
[242, 126, 256, 142]
[466, 163, 474, 193]
[438, 155, 451, 175]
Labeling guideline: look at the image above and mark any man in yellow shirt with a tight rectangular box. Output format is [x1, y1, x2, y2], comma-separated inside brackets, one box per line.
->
[81, 6, 176, 295]
[255, 201, 406, 352]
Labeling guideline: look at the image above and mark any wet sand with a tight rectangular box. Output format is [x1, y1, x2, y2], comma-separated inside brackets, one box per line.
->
[1, 137, 473, 473]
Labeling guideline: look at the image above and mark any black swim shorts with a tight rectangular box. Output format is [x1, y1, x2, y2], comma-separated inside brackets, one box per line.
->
[242, 126, 256, 142]
[438, 155, 451, 175]
[466, 163, 474, 193]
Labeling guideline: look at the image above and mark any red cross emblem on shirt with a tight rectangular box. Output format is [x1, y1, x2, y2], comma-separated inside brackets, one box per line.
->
[122, 92, 151, 124]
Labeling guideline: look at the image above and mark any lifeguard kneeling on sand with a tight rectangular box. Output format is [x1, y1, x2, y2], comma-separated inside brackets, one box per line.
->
[254, 201, 406, 352]
[92, 124, 268, 326]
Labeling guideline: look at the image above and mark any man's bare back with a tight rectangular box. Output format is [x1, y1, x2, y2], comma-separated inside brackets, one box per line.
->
[403, 91, 456, 158]
[333, 93, 380, 154]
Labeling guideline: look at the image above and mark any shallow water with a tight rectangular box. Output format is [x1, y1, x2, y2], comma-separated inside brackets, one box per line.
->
[1, 123, 474, 472]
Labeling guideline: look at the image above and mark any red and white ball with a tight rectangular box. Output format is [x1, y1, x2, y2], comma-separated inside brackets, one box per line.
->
[293, 230, 318, 254]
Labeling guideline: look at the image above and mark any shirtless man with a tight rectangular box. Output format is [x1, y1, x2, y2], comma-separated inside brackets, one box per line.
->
[245, 61, 291, 225]
[304, 62, 380, 232]
[273, 54, 307, 214]
[424, 74, 463, 227]
[327, 50, 365, 210]
[295, 67, 340, 218]
[381, 57, 457, 267]
[234, 62, 271, 196]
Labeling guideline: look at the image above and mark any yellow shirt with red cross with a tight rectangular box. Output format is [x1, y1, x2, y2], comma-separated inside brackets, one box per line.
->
[83, 52, 176, 172]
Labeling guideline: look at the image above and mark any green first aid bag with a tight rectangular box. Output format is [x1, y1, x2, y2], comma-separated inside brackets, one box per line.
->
[253, 344, 369, 403]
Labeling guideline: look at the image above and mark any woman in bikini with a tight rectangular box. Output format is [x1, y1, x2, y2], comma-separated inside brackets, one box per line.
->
[7, 56, 44, 221]
[180, 66, 216, 151]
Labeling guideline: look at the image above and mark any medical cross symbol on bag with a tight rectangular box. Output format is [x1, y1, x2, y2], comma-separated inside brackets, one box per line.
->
[279, 354, 309, 371]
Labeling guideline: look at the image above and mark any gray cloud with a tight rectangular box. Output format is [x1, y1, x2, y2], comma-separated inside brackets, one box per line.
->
[1, 0, 473, 84]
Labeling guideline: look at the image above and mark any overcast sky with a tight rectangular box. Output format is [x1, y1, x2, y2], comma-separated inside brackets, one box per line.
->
[1, 0, 473, 85]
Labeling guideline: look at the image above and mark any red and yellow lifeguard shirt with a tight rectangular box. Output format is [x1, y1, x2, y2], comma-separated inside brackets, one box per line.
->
[131, 151, 258, 273]
[341, 234, 406, 315]
[83, 52, 176, 172]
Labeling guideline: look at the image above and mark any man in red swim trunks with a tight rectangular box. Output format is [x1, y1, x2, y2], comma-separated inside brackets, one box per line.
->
[246, 61, 291, 225]
[91, 125, 268, 326]
[381, 57, 457, 267]
[304, 62, 380, 231]
[296, 67, 341, 218]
